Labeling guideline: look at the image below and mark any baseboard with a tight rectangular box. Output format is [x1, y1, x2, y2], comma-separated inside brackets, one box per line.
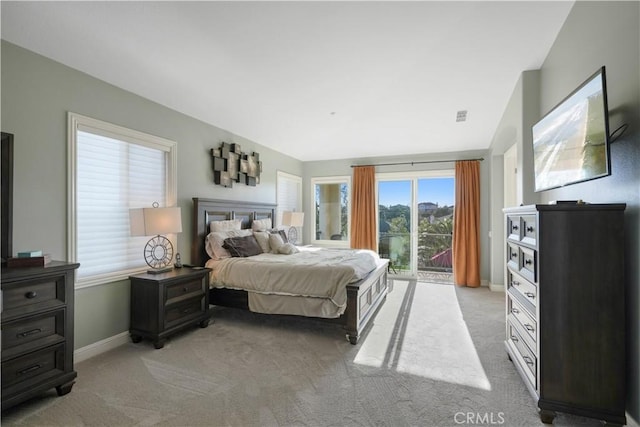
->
[489, 282, 505, 292]
[74, 331, 129, 363]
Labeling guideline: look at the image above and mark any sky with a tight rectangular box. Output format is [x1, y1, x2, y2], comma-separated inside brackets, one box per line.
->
[378, 178, 455, 207]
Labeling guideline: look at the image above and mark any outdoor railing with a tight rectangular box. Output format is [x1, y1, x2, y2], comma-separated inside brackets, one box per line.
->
[378, 231, 453, 273]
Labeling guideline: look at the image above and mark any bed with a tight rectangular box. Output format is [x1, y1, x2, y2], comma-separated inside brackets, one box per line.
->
[191, 198, 389, 344]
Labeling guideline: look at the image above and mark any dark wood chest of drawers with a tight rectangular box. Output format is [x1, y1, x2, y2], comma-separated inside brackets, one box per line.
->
[1, 261, 79, 410]
[503, 204, 626, 425]
[129, 267, 211, 349]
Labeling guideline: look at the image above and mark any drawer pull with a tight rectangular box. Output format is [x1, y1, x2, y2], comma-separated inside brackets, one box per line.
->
[524, 324, 535, 332]
[25, 291, 38, 299]
[511, 307, 520, 314]
[524, 292, 536, 299]
[524, 259, 533, 265]
[182, 307, 195, 314]
[522, 356, 534, 366]
[510, 252, 518, 258]
[18, 364, 42, 375]
[510, 335, 519, 342]
[17, 328, 42, 338]
[512, 225, 519, 231]
[526, 226, 534, 232]
[511, 281, 520, 287]
[183, 287, 188, 292]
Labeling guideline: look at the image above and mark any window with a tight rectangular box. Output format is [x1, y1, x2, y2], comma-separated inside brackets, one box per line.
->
[311, 176, 350, 246]
[68, 113, 177, 288]
[276, 171, 302, 227]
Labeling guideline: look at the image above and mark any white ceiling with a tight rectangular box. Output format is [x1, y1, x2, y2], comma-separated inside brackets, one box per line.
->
[1, 1, 574, 161]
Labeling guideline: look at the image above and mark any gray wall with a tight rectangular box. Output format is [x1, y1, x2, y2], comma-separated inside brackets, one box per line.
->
[537, 2, 640, 423]
[489, 1, 640, 423]
[1, 41, 303, 348]
[303, 150, 491, 283]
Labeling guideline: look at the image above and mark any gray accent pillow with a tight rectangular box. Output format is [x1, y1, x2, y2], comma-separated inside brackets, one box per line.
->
[222, 235, 263, 257]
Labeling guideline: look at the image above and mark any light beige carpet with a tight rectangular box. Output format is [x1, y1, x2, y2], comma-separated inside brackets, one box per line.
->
[2, 280, 603, 426]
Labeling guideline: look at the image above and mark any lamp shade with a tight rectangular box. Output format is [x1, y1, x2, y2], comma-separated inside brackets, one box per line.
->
[282, 211, 304, 227]
[129, 206, 182, 236]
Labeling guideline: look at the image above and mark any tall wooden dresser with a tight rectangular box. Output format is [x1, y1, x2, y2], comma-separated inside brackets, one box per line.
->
[504, 203, 626, 426]
[1, 261, 79, 410]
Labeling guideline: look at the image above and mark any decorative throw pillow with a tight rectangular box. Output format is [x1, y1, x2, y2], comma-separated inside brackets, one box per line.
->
[210, 219, 242, 233]
[269, 228, 288, 243]
[268, 233, 285, 254]
[251, 218, 272, 232]
[253, 231, 271, 253]
[278, 243, 299, 255]
[223, 235, 263, 257]
[206, 229, 252, 259]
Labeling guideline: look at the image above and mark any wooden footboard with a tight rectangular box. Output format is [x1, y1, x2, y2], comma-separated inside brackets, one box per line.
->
[343, 260, 389, 344]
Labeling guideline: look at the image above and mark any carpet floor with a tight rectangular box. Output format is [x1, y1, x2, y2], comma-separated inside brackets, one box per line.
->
[2, 280, 605, 426]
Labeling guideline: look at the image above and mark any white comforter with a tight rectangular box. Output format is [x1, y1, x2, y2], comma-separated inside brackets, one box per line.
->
[205, 247, 380, 317]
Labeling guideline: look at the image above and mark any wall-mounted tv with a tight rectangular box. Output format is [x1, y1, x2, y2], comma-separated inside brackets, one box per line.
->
[532, 66, 611, 192]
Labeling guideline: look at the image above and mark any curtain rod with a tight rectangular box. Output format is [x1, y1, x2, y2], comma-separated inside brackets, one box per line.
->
[350, 158, 484, 168]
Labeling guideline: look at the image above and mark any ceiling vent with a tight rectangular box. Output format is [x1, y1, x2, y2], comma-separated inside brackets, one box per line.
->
[456, 110, 468, 122]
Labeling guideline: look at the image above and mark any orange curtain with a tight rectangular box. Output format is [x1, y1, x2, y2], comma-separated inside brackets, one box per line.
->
[453, 160, 481, 287]
[350, 166, 377, 250]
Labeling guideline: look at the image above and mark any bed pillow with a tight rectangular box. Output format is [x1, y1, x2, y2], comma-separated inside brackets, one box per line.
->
[206, 229, 252, 259]
[268, 233, 285, 254]
[210, 219, 242, 233]
[278, 243, 299, 255]
[251, 218, 272, 232]
[223, 235, 263, 257]
[253, 231, 271, 253]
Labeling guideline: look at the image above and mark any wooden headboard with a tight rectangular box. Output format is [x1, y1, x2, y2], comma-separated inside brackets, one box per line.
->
[191, 198, 276, 266]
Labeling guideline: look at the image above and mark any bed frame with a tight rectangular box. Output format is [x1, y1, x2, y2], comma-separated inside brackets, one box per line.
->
[191, 197, 389, 344]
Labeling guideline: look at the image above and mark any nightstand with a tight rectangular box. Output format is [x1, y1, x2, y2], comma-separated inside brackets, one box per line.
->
[129, 267, 211, 349]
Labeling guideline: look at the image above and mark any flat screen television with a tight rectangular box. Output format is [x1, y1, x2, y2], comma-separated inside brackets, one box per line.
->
[532, 66, 611, 192]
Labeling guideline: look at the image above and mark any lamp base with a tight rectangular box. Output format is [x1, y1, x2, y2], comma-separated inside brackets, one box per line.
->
[146, 266, 174, 274]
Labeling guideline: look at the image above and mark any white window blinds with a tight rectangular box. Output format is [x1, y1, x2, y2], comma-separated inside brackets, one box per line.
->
[69, 113, 177, 287]
[276, 171, 302, 227]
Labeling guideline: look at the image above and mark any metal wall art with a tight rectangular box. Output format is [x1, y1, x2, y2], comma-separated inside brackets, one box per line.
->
[211, 142, 262, 188]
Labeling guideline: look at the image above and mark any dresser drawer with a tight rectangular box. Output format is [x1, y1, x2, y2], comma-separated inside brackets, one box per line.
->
[507, 215, 521, 242]
[507, 243, 520, 270]
[2, 343, 65, 390]
[508, 297, 536, 349]
[519, 246, 537, 283]
[165, 278, 205, 305]
[507, 270, 537, 310]
[521, 215, 537, 247]
[3, 276, 66, 313]
[164, 296, 206, 329]
[2, 309, 65, 356]
[508, 323, 537, 388]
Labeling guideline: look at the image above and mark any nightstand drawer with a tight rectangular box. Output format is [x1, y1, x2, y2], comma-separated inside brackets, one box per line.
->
[166, 278, 205, 305]
[2, 309, 65, 356]
[165, 297, 206, 329]
[2, 343, 65, 390]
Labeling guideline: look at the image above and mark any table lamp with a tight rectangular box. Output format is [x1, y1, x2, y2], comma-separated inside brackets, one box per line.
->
[282, 211, 304, 244]
[129, 202, 182, 273]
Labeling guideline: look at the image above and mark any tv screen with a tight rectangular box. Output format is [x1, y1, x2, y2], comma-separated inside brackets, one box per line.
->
[532, 66, 611, 192]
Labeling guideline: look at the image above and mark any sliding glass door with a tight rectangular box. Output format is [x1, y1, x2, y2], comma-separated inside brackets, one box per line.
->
[377, 172, 454, 279]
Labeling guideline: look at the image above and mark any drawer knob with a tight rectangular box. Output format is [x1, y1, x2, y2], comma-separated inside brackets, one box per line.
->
[524, 259, 533, 265]
[522, 356, 534, 366]
[524, 292, 535, 299]
[183, 287, 188, 292]
[525, 324, 535, 332]
[510, 335, 519, 342]
[526, 226, 534, 232]
[511, 307, 520, 314]
[512, 225, 519, 231]
[25, 291, 38, 299]
[511, 281, 520, 287]
[511, 252, 517, 258]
